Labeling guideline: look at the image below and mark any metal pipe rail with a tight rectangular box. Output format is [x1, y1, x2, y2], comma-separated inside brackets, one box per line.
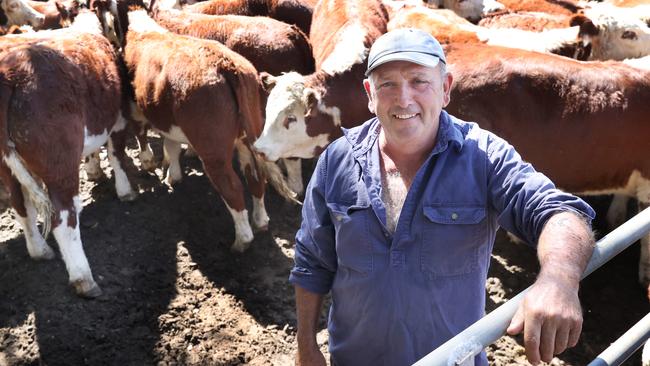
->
[413, 207, 650, 366]
[587, 312, 650, 366]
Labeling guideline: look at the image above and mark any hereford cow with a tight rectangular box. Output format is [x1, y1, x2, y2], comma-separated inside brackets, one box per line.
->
[0, 9, 137, 298]
[150, 8, 314, 193]
[180, 0, 314, 35]
[253, 0, 388, 162]
[441, 41, 650, 295]
[1, 0, 44, 28]
[497, 0, 581, 15]
[93, 0, 295, 252]
[478, 11, 574, 31]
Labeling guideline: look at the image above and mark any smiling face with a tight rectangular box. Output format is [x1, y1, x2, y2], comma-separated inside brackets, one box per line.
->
[364, 60, 452, 150]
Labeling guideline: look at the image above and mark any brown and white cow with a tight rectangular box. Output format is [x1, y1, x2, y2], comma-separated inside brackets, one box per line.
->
[478, 11, 574, 31]
[254, 0, 389, 162]
[1, 0, 82, 30]
[179, 0, 314, 35]
[0, 9, 137, 298]
[1, 0, 44, 28]
[441, 41, 650, 294]
[94, 0, 295, 252]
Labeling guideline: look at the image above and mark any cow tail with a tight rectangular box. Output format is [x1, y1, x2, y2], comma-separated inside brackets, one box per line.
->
[224, 70, 299, 204]
[0, 74, 53, 236]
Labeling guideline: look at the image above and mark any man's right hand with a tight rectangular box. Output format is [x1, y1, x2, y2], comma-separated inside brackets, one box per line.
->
[296, 345, 326, 366]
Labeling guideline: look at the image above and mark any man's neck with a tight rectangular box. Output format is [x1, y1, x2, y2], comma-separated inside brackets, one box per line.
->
[379, 129, 437, 185]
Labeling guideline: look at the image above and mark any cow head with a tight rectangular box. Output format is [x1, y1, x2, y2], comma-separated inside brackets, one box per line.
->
[576, 7, 650, 60]
[1, 0, 45, 29]
[254, 72, 337, 161]
[55, 0, 83, 27]
[91, 0, 122, 46]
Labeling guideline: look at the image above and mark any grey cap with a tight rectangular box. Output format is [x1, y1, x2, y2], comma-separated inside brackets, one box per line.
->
[365, 28, 446, 76]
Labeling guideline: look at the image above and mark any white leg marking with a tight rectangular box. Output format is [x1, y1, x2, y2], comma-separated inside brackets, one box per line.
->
[52, 197, 101, 297]
[84, 151, 105, 181]
[606, 194, 629, 229]
[107, 138, 137, 201]
[252, 196, 270, 232]
[17, 186, 54, 260]
[282, 158, 304, 195]
[224, 201, 254, 253]
[163, 138, 183, 186]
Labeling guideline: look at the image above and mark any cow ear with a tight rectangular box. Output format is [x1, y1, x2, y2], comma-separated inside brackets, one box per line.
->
[303, 88, 319, 117]
[570, 15, 599, 37]
[259, 72, 276, 92]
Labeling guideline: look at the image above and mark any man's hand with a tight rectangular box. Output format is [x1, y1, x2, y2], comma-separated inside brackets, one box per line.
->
[507, 211, 594, 365]
[506, 274, 583, 364]
[296, 344, 327, 366]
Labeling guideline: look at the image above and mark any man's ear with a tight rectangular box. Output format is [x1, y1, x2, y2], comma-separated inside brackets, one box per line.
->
[442, 72, 453, 107]
[363, 78, 376, 114]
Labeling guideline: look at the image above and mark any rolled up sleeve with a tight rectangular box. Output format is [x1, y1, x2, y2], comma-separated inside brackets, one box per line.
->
[289, 151, 338, 294]
[486, 133, 595, 246]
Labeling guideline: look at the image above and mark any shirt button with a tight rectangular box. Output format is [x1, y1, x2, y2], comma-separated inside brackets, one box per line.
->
[451, 213, 458, 220]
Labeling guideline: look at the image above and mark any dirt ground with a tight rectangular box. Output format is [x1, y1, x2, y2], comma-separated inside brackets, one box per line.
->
[1, 138, 649, 366]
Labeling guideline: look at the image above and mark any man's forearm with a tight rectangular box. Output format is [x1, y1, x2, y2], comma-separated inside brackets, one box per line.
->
[537, 211, 595, 286]
[295, 285, 325, 350]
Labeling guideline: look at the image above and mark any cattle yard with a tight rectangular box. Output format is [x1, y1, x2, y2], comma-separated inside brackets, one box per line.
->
[0, 143, 647, 365]
[2, 0, 650, 364]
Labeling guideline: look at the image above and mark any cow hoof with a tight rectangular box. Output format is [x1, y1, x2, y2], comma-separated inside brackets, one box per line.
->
[72, 279, 103, 298]
[119, 190, 139, 202]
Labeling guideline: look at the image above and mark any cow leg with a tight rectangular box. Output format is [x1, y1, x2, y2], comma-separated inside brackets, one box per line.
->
[202, 156, 253, 252]
[49, 191, 101, 298]
[136, 129, 157, 172]
[163, 138, 183, 186]
[606, 194, 629, 229]
[283, 157, 304, 196]
[83, 151, 105, 181]
[18, 185, 55, 260]
[107, 129, 137, 201]
[235, 139, 269, 232]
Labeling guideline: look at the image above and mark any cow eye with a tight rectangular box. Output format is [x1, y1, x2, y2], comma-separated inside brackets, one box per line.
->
[284, 114, 297, 129]
[622, 30, 637, 40]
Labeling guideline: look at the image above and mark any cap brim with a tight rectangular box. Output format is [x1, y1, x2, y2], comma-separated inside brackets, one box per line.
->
[365, 51, 441, 76]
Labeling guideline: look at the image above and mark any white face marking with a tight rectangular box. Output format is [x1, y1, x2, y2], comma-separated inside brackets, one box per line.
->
[477, 26, 580, 54]
[223, 202, 253, 252]
[254, 73, 332, 161]
[83, 128, 110, 157]
[1, 0, 44, 28]
[583, 7, 650, 60]
[442, 0, 485, 21]
[320, 23, 369, 76]
[69, 10, 103, 34]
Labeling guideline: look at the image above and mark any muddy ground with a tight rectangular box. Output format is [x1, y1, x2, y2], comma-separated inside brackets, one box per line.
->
[0, 138, 649, 366]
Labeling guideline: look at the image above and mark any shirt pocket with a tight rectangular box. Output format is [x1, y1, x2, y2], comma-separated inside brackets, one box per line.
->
[327, 202, 373, 275]
[420, 204, 486, 279]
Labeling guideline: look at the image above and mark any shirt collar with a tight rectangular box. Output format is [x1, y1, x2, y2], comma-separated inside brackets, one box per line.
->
[342, 110, 464, 160]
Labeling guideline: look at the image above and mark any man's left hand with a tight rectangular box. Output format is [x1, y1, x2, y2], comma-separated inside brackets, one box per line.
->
[506, 274, 583, 365]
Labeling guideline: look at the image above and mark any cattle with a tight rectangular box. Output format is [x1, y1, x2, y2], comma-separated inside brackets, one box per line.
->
[0, 9, 138, 298]
[151, 9, 314, 76]
[1, 0, 44, 28]
[1, 0, 81, 30]
[254, 0, 388, 162]
[496, 0, 581, 16]
[426, 0, 505, 22]
[93, 0, 295, 252]
[181, 0, 315, 36]
[478, 11, 574, 31]
[439, 41, 650, 295]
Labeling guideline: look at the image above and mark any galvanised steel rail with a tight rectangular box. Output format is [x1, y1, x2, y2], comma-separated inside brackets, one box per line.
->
[413, 207, 650, 366]
[587, 312, 650, 366]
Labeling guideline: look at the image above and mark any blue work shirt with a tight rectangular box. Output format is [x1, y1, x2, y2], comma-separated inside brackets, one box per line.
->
[289, 111, 595, 366]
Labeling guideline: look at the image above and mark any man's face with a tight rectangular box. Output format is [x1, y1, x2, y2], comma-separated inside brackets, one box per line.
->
[364, 61, 453, 147]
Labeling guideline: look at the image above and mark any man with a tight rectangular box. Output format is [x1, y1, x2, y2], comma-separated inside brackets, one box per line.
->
[290, 28, 595, 366]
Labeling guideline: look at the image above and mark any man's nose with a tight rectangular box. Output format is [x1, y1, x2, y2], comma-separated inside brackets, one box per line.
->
[394, 83, 414, 108]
